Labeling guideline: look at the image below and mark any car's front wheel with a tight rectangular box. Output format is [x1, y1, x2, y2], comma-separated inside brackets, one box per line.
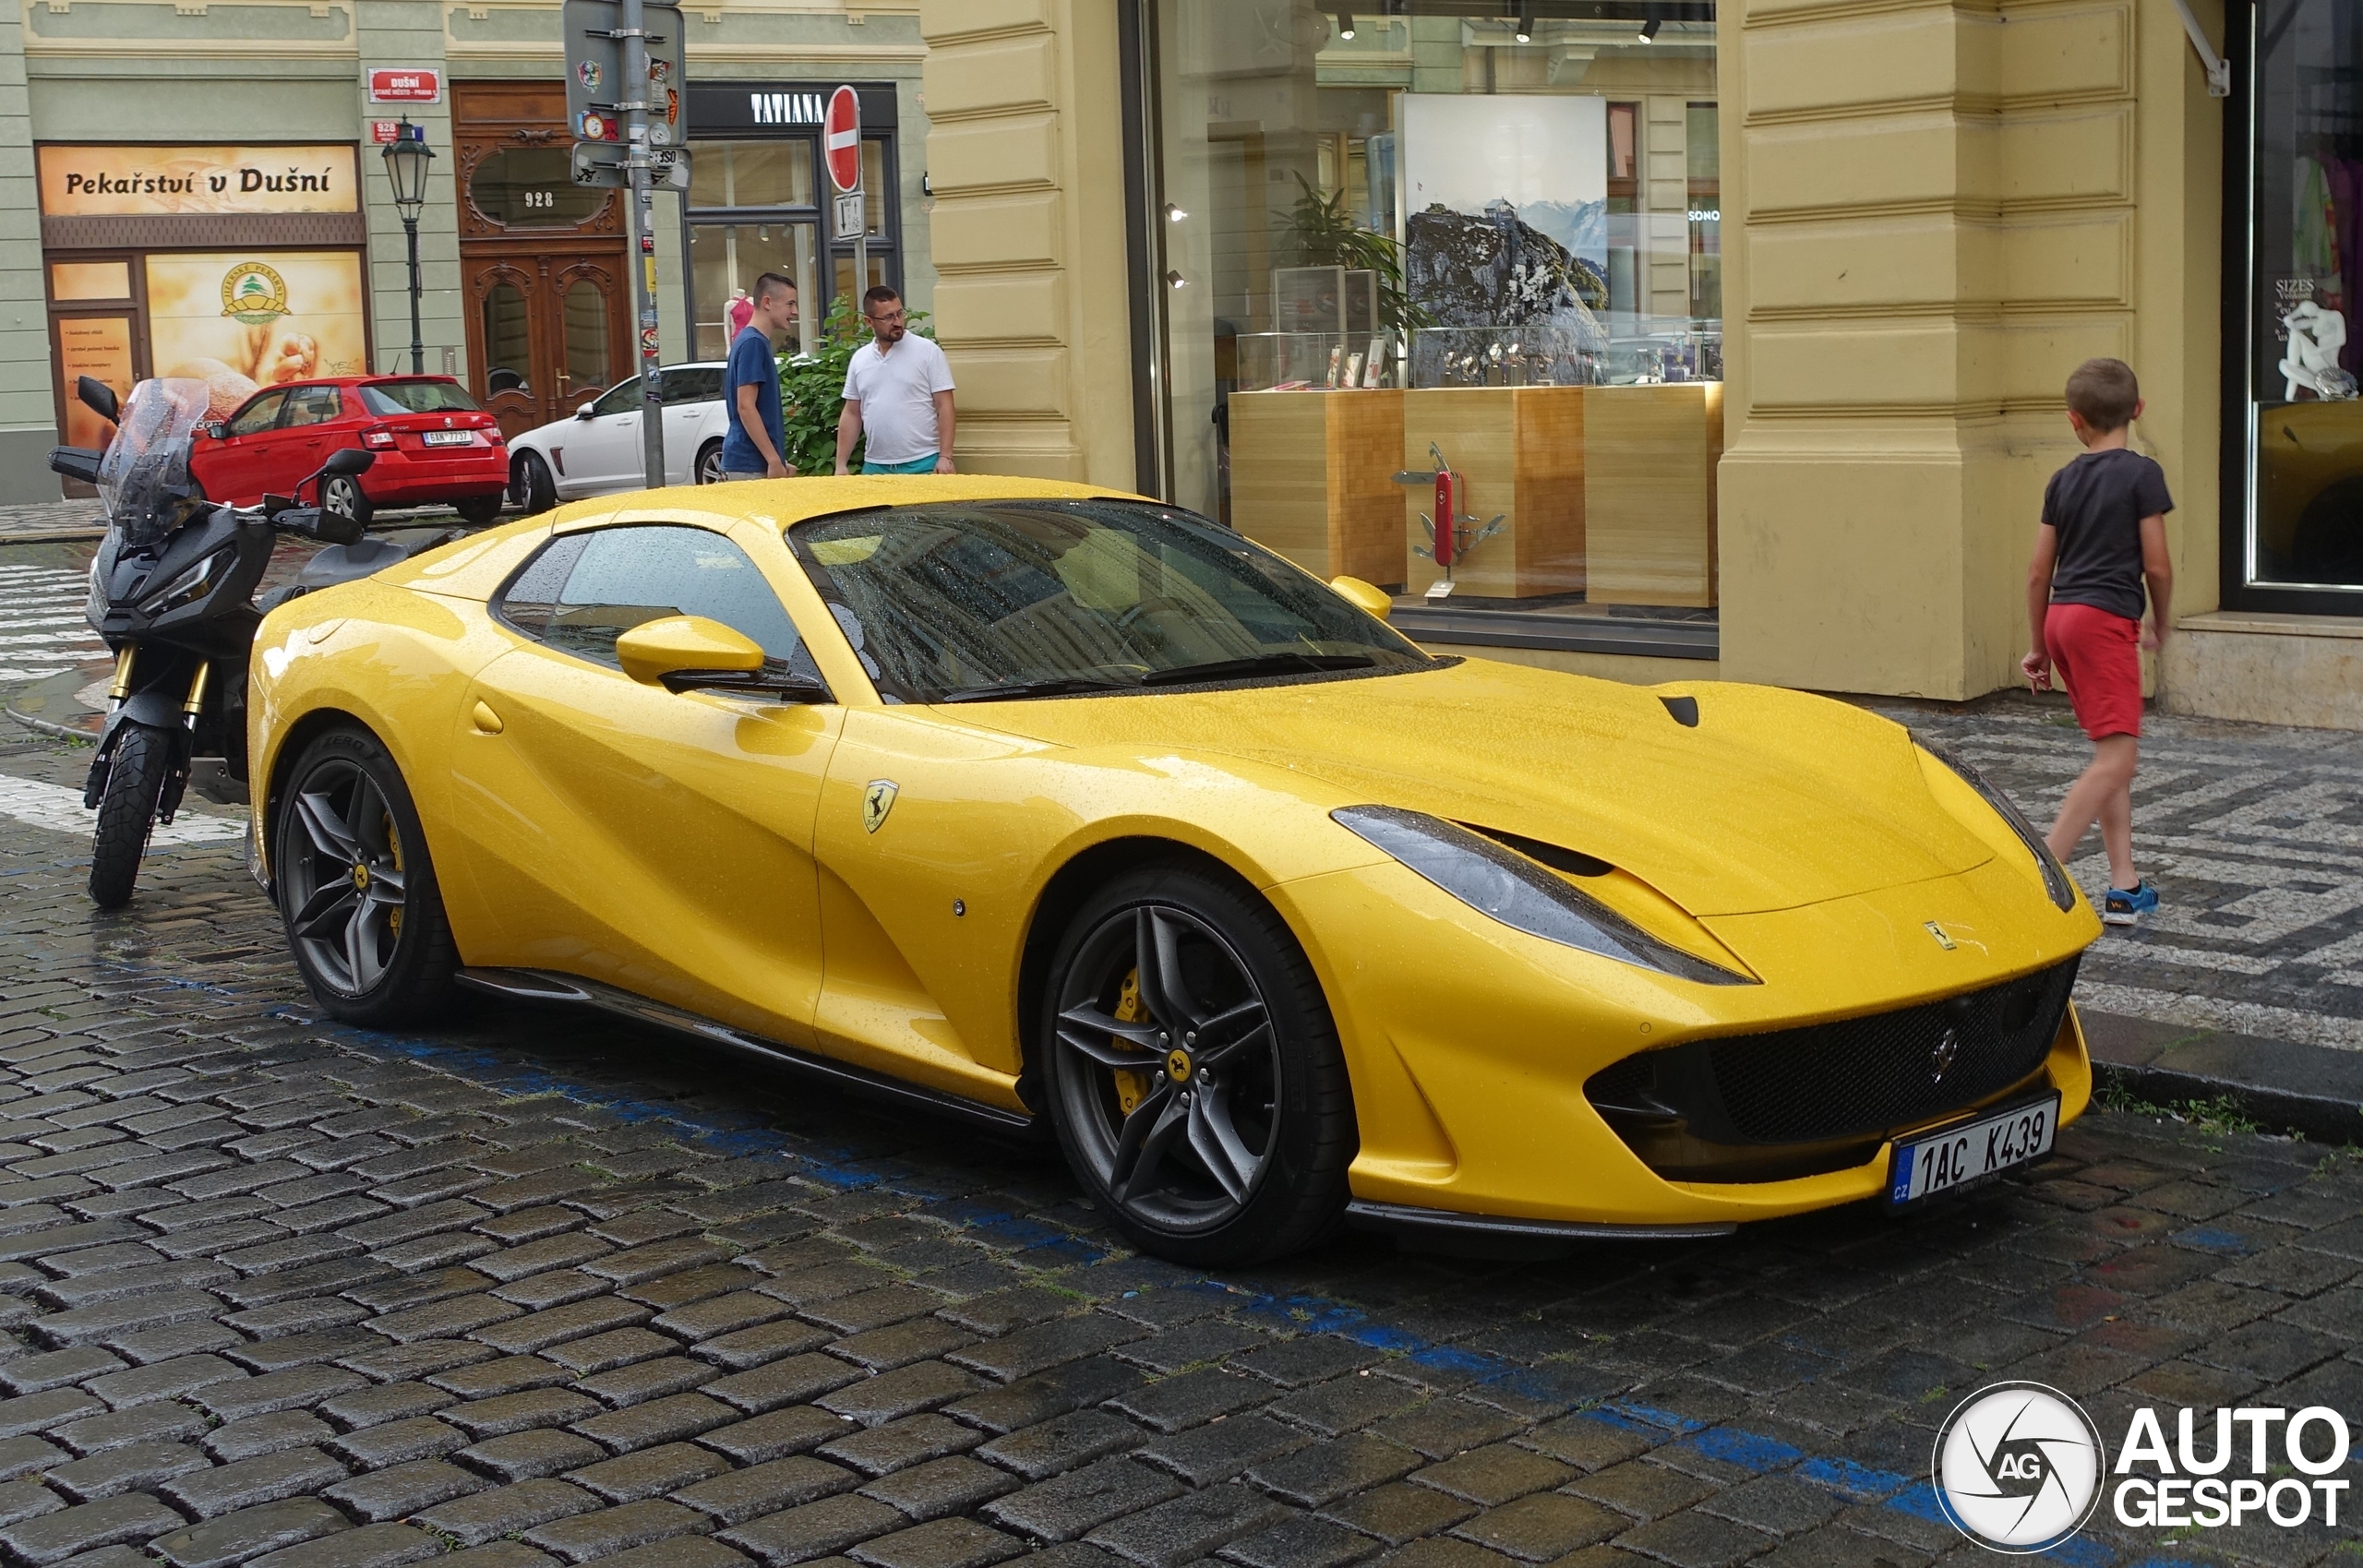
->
[276, 725, 459, 1025]
[1041, 864, 1355, 1264]
[513, 450, 558, 514]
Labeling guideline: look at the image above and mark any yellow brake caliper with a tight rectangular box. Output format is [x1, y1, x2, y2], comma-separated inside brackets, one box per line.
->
[1111, 967, 1151, 1113]
[385, 811, 402, 938]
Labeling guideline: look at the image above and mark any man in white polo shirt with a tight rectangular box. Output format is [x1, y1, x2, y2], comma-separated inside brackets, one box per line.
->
[834, 286, 957, 475]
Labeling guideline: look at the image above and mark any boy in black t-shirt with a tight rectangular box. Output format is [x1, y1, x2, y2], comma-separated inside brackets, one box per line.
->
[2021, 358, 2175, 926]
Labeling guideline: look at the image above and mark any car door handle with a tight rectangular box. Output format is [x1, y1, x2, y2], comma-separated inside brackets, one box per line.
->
[471, 700, 504, 736]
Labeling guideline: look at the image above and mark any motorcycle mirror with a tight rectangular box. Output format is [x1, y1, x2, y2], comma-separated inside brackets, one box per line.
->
[320, 448, 376, 477]
[76, 377, 119, 425]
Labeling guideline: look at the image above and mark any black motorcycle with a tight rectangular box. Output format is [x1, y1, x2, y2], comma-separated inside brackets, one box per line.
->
[47, 375, 455, 908]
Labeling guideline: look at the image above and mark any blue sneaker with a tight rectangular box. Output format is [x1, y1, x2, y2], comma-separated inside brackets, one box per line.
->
[2102, 880, 2159, 927]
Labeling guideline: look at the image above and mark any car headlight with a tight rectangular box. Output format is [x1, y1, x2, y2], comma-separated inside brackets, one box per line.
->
[138, 547, 229, 616]
[1332, 805, 1752, 985]
[1919, 739, 2076, 912]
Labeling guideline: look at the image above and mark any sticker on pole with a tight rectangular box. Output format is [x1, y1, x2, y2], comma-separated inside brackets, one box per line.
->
[824, 85, 862, 193]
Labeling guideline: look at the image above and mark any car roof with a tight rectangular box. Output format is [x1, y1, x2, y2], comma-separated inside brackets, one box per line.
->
[548, 473, 1148, 533]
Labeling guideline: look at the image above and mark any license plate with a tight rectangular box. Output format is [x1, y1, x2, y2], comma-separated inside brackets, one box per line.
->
[423, 430, 473, 446]
[1888, 1094, 2058, 1207]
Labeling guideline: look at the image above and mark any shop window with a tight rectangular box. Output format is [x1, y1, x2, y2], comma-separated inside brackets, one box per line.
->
[1141, 0, 1721, 630]
[2244, 0, 2363, 598]
[690, 142, 814, 209]
[688, 224, 819, 360]
[52, 261, 130, 303]
[469, 149, 608, 228]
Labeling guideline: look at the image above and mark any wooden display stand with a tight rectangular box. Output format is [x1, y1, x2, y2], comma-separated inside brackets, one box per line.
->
[1400, 387, 1586, 599]
[1228, 389, 1406, 586]
[1584, 382, 1721, 607]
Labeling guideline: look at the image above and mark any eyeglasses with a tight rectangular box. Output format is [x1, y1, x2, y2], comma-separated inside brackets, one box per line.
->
[866, 308, 906, 324]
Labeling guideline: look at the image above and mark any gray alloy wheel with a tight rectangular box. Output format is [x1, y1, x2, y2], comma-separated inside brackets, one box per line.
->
[514, 450, 558, 514]
[276, 727, 457, 1024]
[321, 472, 373, 528]
[1050, 899, 1293, 1234]
[696, 440, 726, 485]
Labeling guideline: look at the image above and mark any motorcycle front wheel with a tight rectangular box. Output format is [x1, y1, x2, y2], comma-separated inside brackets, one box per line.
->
[89, 722, 170, 908]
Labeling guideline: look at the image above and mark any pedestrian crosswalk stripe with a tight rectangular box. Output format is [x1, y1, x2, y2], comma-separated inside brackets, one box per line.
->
[0, 773, 245, 845]
[0, 560, 105, 682]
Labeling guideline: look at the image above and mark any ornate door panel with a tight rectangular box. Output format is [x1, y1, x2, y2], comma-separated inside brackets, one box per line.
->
[453, 81, 630, 436]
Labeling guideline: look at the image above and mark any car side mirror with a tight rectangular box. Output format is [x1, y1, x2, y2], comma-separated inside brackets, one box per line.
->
[203, 423, 228, 441]
[1329, 575, 1393, 621]
[575, 404, 596, 420]
[616, 616, 830, 701]
[77, 377, 119, 426]
[321, 448, 375, 476]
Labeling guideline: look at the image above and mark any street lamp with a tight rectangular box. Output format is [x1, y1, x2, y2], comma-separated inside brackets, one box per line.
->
[381, 118, 434, 375]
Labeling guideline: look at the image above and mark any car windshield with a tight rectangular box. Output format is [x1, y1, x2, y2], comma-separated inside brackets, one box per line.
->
[788, 498, 1436, 703]
[357, 380, 480, 416]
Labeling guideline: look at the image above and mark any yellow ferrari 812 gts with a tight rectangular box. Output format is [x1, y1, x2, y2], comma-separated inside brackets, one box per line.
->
[247, 477, 2101, 1263]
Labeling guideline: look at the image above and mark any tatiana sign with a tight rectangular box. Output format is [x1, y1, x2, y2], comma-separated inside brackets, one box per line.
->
[37, 145, 360, 218]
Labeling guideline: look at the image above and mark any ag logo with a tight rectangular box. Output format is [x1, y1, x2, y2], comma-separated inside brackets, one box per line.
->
[1934, 1382, 2105, 1553]
[862, 779, 898, 834]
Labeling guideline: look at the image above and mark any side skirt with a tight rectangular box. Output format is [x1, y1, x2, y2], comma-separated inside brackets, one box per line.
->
[1345, 1200, 1736, 1245]
[454, 966, 1039, 1137]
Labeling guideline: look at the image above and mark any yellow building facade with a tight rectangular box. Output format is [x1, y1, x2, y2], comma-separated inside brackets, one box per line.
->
[915, 0, 2362, 727]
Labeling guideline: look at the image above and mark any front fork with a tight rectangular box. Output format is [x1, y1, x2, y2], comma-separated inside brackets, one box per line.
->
[82, 646, 209, 824]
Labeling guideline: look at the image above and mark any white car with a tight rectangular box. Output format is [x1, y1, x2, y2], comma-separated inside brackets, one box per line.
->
[507, 363, 732, 511]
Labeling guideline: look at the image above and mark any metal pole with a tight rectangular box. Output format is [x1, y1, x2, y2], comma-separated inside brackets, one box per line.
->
[621, 0, 666, 487]
[404, 216, 424, 376]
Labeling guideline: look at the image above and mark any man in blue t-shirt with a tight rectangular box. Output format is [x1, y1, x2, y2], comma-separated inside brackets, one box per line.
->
[720, 272, 797, 480]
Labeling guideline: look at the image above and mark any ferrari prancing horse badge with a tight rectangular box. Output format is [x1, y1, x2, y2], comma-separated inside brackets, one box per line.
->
[863, 780, 899, 833]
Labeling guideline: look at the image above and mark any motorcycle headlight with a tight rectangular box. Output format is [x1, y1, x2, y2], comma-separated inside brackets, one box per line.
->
[138, 547, 229, 616]
[1333, 805, 1752, 985]
[86, 555, 105, 624]
[1919, 738, 2077, 913]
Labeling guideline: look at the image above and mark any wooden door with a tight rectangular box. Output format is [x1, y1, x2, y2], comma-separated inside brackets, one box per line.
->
[454, 81, 630, 439]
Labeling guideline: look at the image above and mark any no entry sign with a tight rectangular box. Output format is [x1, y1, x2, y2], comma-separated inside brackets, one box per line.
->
[824, 85, 861, 193]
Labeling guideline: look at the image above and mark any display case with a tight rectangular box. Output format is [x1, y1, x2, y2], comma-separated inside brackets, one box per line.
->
[1583, 382, 1721, 607]
[1233, 331, 1395, 392]
[1229, 388, 1406, 587]
[1400, 386, 1587, 600]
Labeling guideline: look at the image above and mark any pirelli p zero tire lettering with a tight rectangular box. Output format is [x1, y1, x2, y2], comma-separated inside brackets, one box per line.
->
[1041, 864, 1356, 1265]
[275, 725, 459, 1026]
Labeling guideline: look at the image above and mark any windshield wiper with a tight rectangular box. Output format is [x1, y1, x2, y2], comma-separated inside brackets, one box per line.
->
[938, 676, 1136, 703]
[1136, 652, 1378, 687]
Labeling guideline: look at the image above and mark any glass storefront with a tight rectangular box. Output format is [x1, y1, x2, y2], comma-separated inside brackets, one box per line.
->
[1134, 1, 1719, 634]
[684, 85, 902, 363]
[2244, 0, 2363, 601]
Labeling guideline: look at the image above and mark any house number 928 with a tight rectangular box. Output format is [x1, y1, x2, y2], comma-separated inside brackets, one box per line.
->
[522, 190, 556, 209]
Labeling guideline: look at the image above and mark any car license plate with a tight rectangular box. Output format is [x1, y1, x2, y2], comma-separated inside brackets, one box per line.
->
[1888, 1094, 2058, 1207]
[423, 430, 473, 446]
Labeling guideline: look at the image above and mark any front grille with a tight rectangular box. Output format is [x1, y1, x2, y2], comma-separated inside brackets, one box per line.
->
[1585, 957, 2079, 1180]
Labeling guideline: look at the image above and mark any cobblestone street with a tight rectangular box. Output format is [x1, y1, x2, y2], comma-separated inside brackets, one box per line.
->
[2, 713, 2361, 1568]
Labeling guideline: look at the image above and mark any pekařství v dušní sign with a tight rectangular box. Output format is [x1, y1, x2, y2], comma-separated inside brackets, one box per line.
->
[37, 145, 359, 218]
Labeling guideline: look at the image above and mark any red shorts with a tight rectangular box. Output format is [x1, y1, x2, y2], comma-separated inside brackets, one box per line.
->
[2045, 602, 2142, 739]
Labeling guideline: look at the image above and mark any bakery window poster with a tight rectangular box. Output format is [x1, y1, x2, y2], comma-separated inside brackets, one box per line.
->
[145, 253, 369, 423]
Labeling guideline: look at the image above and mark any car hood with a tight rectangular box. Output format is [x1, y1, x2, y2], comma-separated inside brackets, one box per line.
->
[941, 658, 1995, 917]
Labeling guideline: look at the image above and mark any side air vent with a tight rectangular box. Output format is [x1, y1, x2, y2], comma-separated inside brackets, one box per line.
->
[1660, 695, 1698, 726]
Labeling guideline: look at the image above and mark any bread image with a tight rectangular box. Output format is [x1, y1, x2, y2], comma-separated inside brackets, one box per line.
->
[162, 359, 261, 423]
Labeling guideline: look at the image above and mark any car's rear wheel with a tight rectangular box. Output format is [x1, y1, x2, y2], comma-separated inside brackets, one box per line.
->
[322, 473, 373, 529]
[455, 494, 502, 526]
[1041, 865, 1355, 1264]
[514, 450, 558, 514]
[276, 725, 458, 1025]
[695, 439, 726, 486]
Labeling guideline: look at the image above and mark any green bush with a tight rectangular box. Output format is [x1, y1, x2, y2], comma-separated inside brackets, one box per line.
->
[778, 295, 934, 476]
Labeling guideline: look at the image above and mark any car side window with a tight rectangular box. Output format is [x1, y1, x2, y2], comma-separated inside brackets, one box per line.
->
[280, 387, 344, 428]
[659, 368, 723, 405]
[226, 389, 289, 437]
[589, 378, 642, 418]
[496, 525, 816, 680]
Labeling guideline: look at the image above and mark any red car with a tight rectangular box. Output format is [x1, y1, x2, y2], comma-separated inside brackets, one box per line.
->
[189, 377, 508, 527]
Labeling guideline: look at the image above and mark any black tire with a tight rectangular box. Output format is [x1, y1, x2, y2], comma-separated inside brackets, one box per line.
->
[88, 722, 170, 909]
[275, 725, 459, 1025]
[1039, 863, 1356, 1264]
[322, 473, 374, 529]
[514, 450, 558, 514]
[455, 494, 502, 527]
[695, 440, 726, 486]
